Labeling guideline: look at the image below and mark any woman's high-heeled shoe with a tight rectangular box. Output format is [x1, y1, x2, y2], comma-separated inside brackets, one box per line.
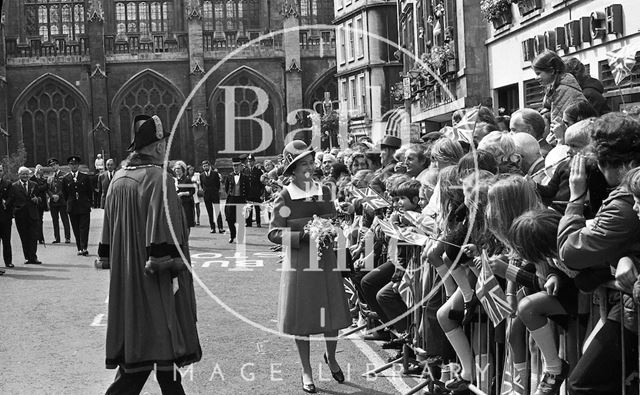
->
[301, 375, 317, 393]
[323, 353, 345, 383]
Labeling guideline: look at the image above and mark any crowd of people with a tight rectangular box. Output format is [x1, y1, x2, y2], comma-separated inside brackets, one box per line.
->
[265, 50, 640, 395]
[0, 155, 96, 275]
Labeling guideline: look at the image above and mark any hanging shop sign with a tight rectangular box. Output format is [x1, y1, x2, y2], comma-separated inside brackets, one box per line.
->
[521, 4, 623, 62]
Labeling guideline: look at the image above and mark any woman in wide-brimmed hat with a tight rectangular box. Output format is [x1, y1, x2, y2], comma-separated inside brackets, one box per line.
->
[267, 140, 351, 393]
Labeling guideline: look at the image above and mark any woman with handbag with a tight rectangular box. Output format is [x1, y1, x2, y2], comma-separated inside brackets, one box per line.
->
[268, 140, 351, 393]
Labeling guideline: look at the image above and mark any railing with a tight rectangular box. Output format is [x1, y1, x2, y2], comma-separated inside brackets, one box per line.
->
[5, 36, 89, 59]
[347, 239, 640, 395]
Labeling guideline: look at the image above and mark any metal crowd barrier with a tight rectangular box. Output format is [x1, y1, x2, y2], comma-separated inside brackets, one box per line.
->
[351, 235, 640, 395]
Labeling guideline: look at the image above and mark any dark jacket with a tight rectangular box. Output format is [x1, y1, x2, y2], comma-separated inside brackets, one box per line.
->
[0, 179, 13, 222]
[224, 172, 249, 198]
[30, 175, 49, 212]
[558, 185, 640, 273]
[11, 180, 40, 220]
[537, 161, 609, 217]
[61, 172, 93, 214]
[544, 73, 587, 127]
[98, 170, 115, 209]
[244, 166, 265, 202]
[47, 171, 67, 208]
[370, 160, 398, 194]
[580, 76, 610, 116]
[199, 170, 221, 202]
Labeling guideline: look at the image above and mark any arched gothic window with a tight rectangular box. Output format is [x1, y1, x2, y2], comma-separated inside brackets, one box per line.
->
[18, 81, 87, 166]
[211, 73, 279, 156]
[116, 76, 185, 160]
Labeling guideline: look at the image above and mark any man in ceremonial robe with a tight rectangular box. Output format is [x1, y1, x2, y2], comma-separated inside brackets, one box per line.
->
[97, 114, 201, 394]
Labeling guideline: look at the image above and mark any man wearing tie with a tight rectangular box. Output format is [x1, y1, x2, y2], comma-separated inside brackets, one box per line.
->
[98, 159, 116, 209]
[47, 158, 71, 244]
[224, 157, 249, 243]
[12, 167, 41, 264]
[62, 155, 93, 256]
[199, 160, 225, 234]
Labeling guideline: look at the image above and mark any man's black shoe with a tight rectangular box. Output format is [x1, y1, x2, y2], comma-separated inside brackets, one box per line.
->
[26, 260, 42, 265]
[210, 229, 216, 233]
[382, 338, 405, 350]
[65, 239, 71, 243]
[229, 238, 235, 243]
[81, 250, 89, 256]
[363, 331, 391, 341]
[5, 263, 14, 268]
[219, 228, 225, 234]
[52, 240, 60, 244]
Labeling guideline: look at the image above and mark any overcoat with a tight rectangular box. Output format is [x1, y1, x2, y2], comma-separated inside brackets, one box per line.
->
[101, 164, 201, 372]
[268, 182, 351, 335]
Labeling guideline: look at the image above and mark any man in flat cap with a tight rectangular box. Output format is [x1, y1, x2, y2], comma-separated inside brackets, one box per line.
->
[369, 135, 402, 193]
[97, 114, 201, 393]
[46, 158, 71, 244]
[62, 155, 93, 256]
[224, 157, 249, 243]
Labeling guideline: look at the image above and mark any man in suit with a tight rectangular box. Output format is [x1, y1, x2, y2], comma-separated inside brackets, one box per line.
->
[47, 158, 71, 244]
[12, 167, 41, 264]
[30, 164, 49, 244]
[224, 157, 249, 243]
[243, 153, 265, 228]
[0, 164, 13, 268]
[98, 159, 116, 209]
[62, 155, 93, 256]
[199, 160, 225, 234]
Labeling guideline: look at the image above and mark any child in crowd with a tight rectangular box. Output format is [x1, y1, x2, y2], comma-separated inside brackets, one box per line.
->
[507, 208, 578, 395]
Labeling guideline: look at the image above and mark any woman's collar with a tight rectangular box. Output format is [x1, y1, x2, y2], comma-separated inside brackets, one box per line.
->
[287, 180, 323, 200]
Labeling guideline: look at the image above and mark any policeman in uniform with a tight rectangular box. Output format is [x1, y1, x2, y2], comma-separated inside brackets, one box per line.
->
[62, 155, 93, 256]
[47, 158, 71, 244]
[243, 153, 265, 227]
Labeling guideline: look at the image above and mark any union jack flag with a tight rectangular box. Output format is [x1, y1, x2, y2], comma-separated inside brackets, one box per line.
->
[500, 344, 526, 395]
[475, 251, 512, 327]
[398, 266, 415, 307]
[454, 107, 479, 146]
[403, 211, 436, 236]
[350, 187, 390, 211]
[373, 217, 404, 240]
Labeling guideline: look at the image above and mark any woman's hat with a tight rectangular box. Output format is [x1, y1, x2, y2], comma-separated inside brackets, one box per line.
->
[282, 140, 315, 175]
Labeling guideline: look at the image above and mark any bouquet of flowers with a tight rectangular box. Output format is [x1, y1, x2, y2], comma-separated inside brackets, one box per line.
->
[304, 215, 339, 260]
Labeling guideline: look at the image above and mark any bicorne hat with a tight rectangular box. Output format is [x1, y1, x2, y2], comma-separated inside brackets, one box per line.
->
[128, 115, 170, 151]
[282, 140, 315, 176]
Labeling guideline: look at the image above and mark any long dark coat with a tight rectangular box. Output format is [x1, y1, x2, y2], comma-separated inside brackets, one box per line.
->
[101, 164, 201, 373]
[268, 183, 351, 335]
